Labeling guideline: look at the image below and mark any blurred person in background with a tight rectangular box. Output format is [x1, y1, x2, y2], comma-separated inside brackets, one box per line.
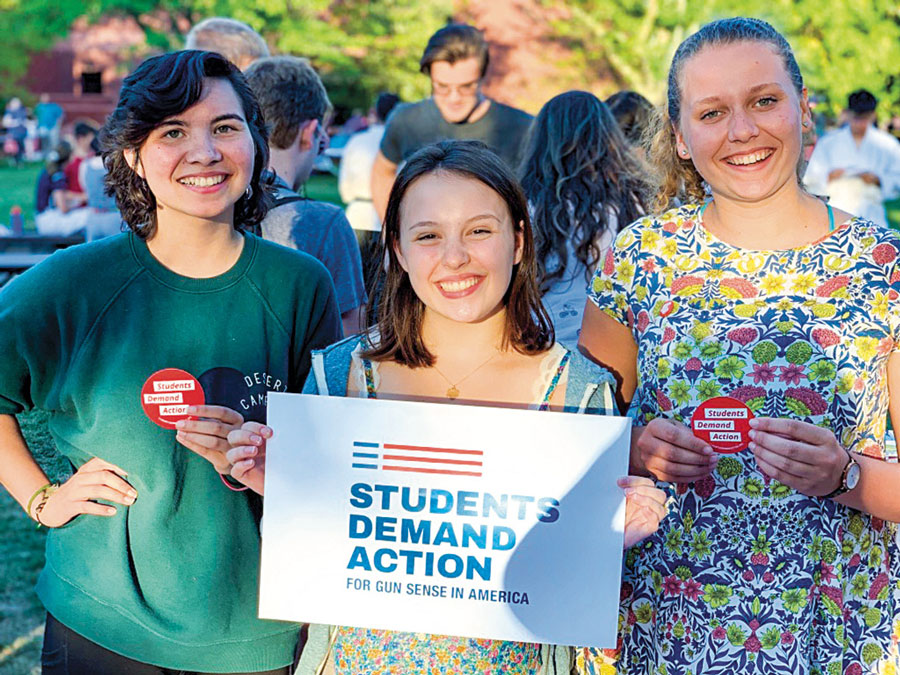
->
[519, 91, 650, 347]
[245, 56, 366, 337]
[805, 88, 900, 227]
[35, 93, 64, 158]
[370, 23, 532, 220]
[3, 97, 28, 166]
[185, 16, 269, 70]
[34, 141, 92, 236]
[606, 90, 655, 156]
[340, 92, 400, 237]
[64, 121, 97, 205]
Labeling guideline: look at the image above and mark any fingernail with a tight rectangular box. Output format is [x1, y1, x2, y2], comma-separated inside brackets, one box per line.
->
[250, 434, 262, 444]
[262, 426, 273, 436]
[749, 442, 756, 451]
[175, 419, 185, 428]
[106, 507, 117, 515]
[187, 406, 196, 414]
[749, 418, 758, 428]
[623, 488, 636, 496]
[749, 430, 757, 439]
[126, 496, 136, 505]
[127, 489, 137, 499]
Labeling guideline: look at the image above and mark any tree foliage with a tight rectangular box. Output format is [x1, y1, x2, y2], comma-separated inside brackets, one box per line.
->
[542, 0, 900, 119]
[3, 0, 900, 121]
[0, 0, 451, 115]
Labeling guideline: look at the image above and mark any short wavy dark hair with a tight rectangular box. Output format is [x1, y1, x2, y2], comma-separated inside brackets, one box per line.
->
[98, 50, 271, 238]
[364, 140, 554, 368]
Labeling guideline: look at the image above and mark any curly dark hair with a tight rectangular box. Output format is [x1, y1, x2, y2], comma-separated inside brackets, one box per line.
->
[519, 91, 651, 292]
[363, 140, 554, 368]
[98, 50, 271, 239]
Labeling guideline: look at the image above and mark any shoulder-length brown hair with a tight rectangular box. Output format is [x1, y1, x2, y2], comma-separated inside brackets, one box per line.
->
[363, 140, 554, 368]
[98, 50, 271, 239]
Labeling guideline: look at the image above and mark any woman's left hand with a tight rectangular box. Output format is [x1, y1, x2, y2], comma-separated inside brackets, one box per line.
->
[175, 405, 244, 474]
[748, 417, 847, 497]
[619, 476, 668, 549]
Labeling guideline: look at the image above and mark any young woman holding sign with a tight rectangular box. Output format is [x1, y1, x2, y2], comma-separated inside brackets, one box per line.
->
[579, 17, 900, 674]
[226, 140, 668, 674]
[0, 51, 340, 673]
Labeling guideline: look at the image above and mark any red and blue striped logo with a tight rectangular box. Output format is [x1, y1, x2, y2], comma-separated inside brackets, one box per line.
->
[352, 441, 483, 477]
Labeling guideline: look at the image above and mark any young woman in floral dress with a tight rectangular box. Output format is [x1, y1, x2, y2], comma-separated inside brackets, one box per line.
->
[579, 17, 900, 675]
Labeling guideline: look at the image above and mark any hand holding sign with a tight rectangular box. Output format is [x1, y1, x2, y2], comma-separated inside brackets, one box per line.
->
[619, 476, 668, 548]
[226, 422, 270, 495]
[749, 417, 847, 497]
[634, 418, 717, 483]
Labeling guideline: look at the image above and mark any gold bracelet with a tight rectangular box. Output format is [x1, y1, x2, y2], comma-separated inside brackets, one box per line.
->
[25, 482, 52, 520]
[30, 484, 59, 528]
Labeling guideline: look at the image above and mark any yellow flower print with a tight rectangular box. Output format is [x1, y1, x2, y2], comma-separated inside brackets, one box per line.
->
[871, 291, 890, 319]
[674, 254, 695, 271]
[759, 274, 786, 294]
[641, 230, 660, 251]
[660, 239, 678, 257]
[824, 254, 852, 272]
[737, 254, 766, 274]
[592, 276, 610, 294]
[792, 272, 818, 294]
[775, 298, 794, 311]
[706, 268, 724, 280]
[855, 337, 879, 361]
[616, 230, 635, 248]
[811, 302, 837, 318]
[616, 259, 636, 284]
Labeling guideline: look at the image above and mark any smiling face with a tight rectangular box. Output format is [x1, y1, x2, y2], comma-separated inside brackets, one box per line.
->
[674, 41, 810, 204]
[430, 57, 484, 123]
[394, 171, 523, 326]
[131, 77, 255, 229]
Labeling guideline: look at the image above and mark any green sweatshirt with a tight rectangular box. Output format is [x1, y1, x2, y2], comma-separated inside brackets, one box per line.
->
[0, 232, 341, 671]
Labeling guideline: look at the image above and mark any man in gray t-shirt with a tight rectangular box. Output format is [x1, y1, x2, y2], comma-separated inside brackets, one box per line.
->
[370, 23, 533, 220]
[245, 56, 366, 336]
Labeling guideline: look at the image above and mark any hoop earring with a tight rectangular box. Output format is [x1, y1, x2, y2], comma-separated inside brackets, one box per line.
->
[244, 185, 253, 200]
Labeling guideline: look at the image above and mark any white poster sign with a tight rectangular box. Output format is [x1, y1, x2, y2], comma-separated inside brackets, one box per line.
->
[259, 393, 631, 648]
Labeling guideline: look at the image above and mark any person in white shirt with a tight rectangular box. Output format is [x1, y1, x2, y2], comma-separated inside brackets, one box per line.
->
[339, 92, 400, 238]
[804, 89, 900, 227]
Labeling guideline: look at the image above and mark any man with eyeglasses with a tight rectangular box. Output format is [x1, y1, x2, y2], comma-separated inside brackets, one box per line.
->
[370, 23, 533, 220]
[246, 56, 366, 337]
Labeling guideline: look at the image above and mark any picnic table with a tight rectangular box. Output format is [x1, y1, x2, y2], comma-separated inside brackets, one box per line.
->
[0, 233, 84, 284]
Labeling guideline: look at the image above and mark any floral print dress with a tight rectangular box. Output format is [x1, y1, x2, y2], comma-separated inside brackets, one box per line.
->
[584, 204, 900, 675]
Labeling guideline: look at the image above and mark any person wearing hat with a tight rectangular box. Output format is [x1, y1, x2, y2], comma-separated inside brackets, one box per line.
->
[805, 88, 900, 227]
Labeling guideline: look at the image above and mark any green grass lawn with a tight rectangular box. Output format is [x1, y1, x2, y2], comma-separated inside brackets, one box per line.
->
[0, 411, 70, 674]
[0, 163, 42, 231]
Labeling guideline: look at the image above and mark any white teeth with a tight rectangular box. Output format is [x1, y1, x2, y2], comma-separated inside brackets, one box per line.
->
[439, 278, 479, 292]
[726, 150, 772, 166]
[178, 175, 226, 187]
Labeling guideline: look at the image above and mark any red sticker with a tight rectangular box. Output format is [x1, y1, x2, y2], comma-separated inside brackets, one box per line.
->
[140, 368, 205, 429]
[690, 396, 754, 454]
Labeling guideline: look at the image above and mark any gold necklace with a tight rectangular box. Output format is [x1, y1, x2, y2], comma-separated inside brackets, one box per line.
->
[431, 350, 500, 399]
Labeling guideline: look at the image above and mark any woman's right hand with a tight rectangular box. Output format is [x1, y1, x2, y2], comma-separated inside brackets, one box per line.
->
[634, 418, 717, 483]
[38, 457, 137, 528]
[225, 422, 271, 496]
